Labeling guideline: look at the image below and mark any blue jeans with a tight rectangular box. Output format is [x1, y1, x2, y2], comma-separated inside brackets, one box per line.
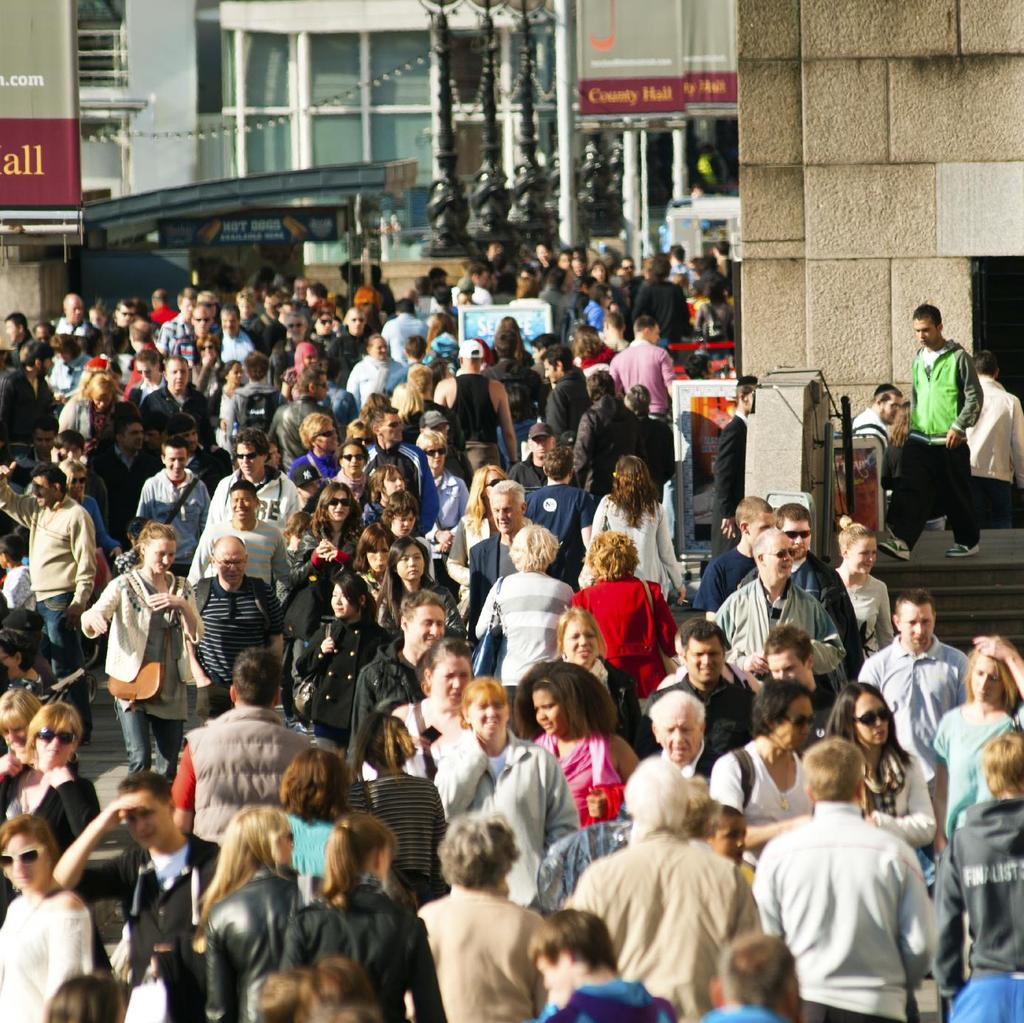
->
[114, 699, 183, 780]
[970, 476, 1013, 529]
[951, 975, 1024, 1022]
[37, 592, 91, 737]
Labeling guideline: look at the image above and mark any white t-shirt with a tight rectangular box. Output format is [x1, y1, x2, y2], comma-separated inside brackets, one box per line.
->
[150, 843, 189, 890]
[709, 741, 812, 862]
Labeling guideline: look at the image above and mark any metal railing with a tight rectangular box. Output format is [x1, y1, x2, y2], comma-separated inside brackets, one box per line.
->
[78, 25, 128, 88]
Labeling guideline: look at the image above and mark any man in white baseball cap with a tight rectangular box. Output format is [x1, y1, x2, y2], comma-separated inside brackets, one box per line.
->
[435, 338, 518, 471]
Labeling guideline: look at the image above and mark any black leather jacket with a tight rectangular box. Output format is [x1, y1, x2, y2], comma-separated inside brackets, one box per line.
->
[281, 880, 446, 1023]
[205, 870, 300, 1023]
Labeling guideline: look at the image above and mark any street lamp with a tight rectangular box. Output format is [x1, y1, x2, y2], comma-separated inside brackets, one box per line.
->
[507, 0, 552, 248]
[467, 0, 513, 252]
[424, 0, 469, 256]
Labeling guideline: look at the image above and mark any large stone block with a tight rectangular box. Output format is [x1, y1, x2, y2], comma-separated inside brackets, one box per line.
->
[803, 59, 888, 165]
[0, 260, 67, 324]
[936, 163, 1024, 255]
[743, 241, 807, 260]
[738, 61, 802, 166]
[890, 57, 1024, 163]
[960, 0, 1024, 54]
[737, 0, 800, 59]
[739, 259, 806, 377]
[890, 258, 973, 375]
[740, 165, 804, 242]
[802, 0, 957, 58]
[806, 260, 892, 384]
[805, 164, 937, 259]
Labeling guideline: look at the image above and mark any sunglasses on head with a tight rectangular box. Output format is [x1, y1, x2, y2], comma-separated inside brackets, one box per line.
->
[855, 708, 892, 727]
[327, 498, 352, 508]
[0, 847, 41, 867]
[38, 727, 77, 745]
[784, 529, 811, 540]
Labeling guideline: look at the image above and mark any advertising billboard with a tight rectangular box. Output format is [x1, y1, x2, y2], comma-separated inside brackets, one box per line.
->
[0, 0, 80, 215]
[578, 0, 737, 117]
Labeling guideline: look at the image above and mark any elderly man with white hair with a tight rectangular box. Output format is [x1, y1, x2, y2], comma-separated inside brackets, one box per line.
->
[649, 690, 712, 778]
[570, 758, 760, 1020]
[715, 527, 844, 679]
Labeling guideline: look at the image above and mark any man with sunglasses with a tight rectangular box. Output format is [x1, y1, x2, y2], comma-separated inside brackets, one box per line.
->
[775, 502, 863, 690]
[365, 406, 438, 537]
[54, 770, 219, 1023]
[716, 528, 845, 682]
[207, 427, 300, 527]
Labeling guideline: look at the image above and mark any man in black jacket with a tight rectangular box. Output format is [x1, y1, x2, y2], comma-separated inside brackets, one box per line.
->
[0, 340, 54, 446]
[92, 412, 161, 544]
[140, 355, 216, 449]
[542, 345, 589, 443]
[712, 376, 757, 556]
[936, 729, 1024, 1018]
[55, 771, 219, 1023]
[268, 364, 331, 470]
[350, 590, 446, 737]
[572, 371, 644, 498]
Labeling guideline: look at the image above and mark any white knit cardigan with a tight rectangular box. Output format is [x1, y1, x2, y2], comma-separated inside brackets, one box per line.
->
[82, 571, 203, 682]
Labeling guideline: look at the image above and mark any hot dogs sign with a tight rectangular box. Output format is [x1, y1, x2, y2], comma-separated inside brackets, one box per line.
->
[577, 0, 737, 117]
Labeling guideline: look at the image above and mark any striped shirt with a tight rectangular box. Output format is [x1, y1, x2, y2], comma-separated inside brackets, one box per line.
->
[194, 576, 284, 687]
[351, 774, 447, 899]
[475, 571, 574, 687]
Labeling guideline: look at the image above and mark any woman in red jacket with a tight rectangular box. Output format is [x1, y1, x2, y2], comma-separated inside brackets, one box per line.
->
[572, 531, 678, 698]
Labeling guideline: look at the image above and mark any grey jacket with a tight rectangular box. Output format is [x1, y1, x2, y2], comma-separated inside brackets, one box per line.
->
[435, 731, 579, 908]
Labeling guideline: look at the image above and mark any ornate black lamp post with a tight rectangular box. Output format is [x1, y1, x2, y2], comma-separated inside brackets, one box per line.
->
[467, 0, 513, 251]
[576, 131, 614, 242]
[424, 0, 469, 256]
[507, 0, 551, 248]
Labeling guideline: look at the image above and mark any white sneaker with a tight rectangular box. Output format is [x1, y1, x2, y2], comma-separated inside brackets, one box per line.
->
[945, 543, 980, 558]
[878, 535, 911, 561]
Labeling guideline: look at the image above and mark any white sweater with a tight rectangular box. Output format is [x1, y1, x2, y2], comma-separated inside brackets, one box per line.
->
[590, 499, 682, 594]
[754, 802, 936, 1020]
[0, 895, 94, 1023]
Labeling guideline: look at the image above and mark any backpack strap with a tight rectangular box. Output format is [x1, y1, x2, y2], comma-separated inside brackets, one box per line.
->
[194, 576, 213, 614]
[248, 577, 273, 633]
[733, 748, 755, 810]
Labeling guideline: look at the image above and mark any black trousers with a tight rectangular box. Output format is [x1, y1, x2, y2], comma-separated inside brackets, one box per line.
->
[887, 439, 979, 550]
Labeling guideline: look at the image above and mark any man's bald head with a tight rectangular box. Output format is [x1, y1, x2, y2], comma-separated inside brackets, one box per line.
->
[212, 535, 247, 589]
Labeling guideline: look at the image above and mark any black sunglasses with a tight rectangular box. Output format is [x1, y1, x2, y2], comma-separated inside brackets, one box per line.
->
[342, 453, 366, 461]
[327, 498, 352, 508]
[855, 708, 892, 727]
[423, 448, 446, 457]
[236, 452, 260, 461]
[38, 727, 77, 744]
[0, 847, 41, 867]
[784, 529, 811, 540]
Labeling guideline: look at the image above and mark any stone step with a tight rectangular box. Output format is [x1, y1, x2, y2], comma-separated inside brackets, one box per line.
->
[893, 584, 1024, 613]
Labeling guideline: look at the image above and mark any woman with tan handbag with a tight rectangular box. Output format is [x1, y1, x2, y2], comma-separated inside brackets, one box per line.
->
[80, 521, 201, 780]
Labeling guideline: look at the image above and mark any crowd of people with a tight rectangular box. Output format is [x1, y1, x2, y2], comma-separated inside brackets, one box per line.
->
[0, 264, 1018, 1023]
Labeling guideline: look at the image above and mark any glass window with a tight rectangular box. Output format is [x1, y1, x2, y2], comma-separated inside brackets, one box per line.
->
[370, 113, 431, 184]
[246, 33, 290, 109]
[312, 114, 363, 166]
[311, 34, 361, 107]
[370, 31, 429, 106]
[222, 31, 235, 107]
[246, 117, 291, 174]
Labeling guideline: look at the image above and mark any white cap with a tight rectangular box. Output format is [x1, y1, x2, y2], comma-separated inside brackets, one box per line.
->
[459, 339, 484, 360]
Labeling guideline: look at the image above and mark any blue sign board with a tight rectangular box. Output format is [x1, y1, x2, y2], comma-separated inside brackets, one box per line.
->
[158, 210, 341, 248]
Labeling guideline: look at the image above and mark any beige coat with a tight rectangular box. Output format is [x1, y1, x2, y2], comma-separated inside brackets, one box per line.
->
[570, 833, 760, 1023]
[418, 889, 545, 1023]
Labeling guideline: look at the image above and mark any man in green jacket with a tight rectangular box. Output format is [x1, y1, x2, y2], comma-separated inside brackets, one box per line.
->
[879, 304, 983, 560]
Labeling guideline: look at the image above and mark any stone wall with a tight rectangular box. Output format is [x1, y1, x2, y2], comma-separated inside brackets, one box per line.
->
[736, 0, 1017, 400]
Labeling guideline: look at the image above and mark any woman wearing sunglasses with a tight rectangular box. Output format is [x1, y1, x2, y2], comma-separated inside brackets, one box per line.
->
[709, 680, 814, 863]
[0, 702, 98, 856]
[283, 482, 362, 664]
[289, 411, 340, 484]
[0, 815, 94, 1021]
[336, 440, 370, 507]
[826, 682, 935, 848]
